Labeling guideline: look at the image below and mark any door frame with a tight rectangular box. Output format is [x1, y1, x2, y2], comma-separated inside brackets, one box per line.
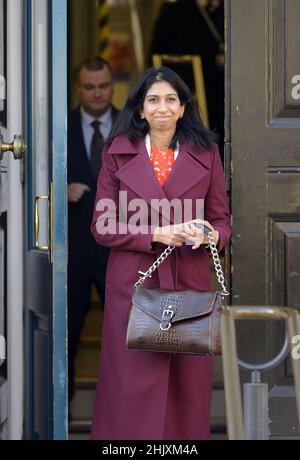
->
[24, 0, 68, 440]
[6, 0, 24, 440]
[51, 0, 68, 439]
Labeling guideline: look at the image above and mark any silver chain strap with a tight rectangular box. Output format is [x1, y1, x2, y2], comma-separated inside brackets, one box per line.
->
[134, 231, 229, 296]
[207, 232, 229, 295]
[134, 244, 176, 288]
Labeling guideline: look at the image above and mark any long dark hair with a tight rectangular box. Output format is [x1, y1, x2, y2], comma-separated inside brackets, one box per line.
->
[108, 67, 216, 150]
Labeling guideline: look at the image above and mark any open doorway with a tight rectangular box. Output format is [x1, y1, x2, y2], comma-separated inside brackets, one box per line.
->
[67, 0, 225, 440]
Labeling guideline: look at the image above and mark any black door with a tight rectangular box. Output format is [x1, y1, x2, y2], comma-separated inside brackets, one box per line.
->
[227, 0, 300, 438]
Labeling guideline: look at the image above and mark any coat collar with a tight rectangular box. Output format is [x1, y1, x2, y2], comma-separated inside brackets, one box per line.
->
[107, 135, 212, 220]
[107, 134, 142, 155]
[108, 133, 211, 162]
[110, 135, 167, 204]
[164, 143, 211, 199]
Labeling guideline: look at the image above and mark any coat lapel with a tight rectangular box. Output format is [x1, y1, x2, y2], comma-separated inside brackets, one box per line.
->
[108, 136, 211, 225]
[163, 144, 211, 199]
[108, 136, 168, 205]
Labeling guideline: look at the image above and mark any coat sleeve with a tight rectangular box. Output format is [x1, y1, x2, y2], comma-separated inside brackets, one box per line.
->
[204, 145, 231, 252]
[91, 147, 157, 254]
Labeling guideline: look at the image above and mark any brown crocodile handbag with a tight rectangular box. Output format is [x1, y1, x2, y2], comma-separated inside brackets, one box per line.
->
[126, 232, 229, 355]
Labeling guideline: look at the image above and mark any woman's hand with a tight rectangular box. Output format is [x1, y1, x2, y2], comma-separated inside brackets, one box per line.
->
[152, 222, 196, 247]
[152, 220, 219, 249]
[186, 219, 219, 249]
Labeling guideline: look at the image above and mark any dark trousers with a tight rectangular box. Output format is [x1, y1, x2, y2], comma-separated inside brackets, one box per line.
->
[68, 248, 109, 401]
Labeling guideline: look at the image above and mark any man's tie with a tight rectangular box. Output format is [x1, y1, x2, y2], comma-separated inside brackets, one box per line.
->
[90, 120, 104, 180]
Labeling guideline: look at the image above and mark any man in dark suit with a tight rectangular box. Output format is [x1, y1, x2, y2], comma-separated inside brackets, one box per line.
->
[68, 56, 119, 402]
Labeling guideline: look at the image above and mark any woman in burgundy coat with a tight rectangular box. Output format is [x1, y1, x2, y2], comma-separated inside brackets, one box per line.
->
[90, 67, 231, 440]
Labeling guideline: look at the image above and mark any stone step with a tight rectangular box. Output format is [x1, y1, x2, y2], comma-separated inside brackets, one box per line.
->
[75, 377, 97, 389]
[210, 388, 225, 422]
[68, 417, 225, 439]
[74, 345, 100, 381]
[79, 337, 101, 348]
[68, 431, 91, 440]
[69, 386, 225, 431]
[70, 387, 96, 420]
[80, 307, 103, 340]
[212, 355, 224, 387]
[69, 418, 92, 434]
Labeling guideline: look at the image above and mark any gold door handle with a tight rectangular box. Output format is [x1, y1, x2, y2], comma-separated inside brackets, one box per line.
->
[35, 195, 49, 250]
[34, 184, 53, 261]
[0, 133, 26, 161]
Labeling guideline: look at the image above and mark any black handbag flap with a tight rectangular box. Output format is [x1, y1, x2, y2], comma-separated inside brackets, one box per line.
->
[132, 287, 220, 324]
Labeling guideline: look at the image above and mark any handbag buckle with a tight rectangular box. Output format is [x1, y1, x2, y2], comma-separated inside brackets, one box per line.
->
[160, 307, 174, 331]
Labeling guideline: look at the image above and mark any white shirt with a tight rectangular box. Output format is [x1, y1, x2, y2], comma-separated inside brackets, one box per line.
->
[144, 134, 180, 160]
[80, 106, 113, 159]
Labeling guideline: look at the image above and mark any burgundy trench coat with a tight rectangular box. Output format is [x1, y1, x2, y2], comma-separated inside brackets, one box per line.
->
[90, 134, 231, 440]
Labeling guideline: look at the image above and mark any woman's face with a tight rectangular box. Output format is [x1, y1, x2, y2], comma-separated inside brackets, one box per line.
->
[140, 81, 185, 132]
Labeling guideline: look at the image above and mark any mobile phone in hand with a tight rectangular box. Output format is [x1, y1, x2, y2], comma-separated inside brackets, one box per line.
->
[194, 222, 211, 234]
[185, 222, 211, 245]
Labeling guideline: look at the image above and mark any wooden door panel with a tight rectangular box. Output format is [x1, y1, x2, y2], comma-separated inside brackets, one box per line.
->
[229, 0, 300, 437]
